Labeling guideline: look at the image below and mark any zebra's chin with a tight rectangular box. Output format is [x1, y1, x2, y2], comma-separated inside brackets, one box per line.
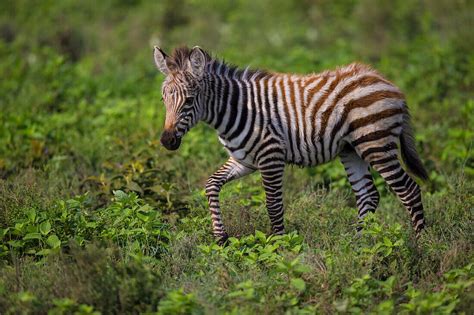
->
[163, 140, 181, 151]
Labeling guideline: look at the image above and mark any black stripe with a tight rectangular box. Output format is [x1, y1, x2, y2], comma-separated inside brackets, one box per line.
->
[215, 76, 229, 130]
[223, 69, 239, 134]
[360, 142, 397, 160]
[227, 78, 248, 140]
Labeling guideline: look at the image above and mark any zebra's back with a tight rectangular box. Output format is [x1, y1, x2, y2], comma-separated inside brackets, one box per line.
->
[266, 63, 406, 167]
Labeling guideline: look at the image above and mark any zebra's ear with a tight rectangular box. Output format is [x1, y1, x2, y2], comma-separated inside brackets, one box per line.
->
[189, 46, 206, 77]
[154, 46, 169, 75]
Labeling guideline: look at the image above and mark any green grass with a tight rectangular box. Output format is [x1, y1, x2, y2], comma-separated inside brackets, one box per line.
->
[1, 1, 473, 314]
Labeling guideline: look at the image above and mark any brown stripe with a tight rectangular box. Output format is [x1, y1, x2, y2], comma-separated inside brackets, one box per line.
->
[360, 141, 398, 160]
[347, 90, 405, 112]
[332, 75, 388, 107]
[300, 78, 309, 138]
[351, 125, 399, 147]
[315, 71, 356, 161]
[302, 76, 328, 161]
[348, 107, 404, 133]
[315, 73, 350, 121]
[305, 76, 329, 102]
[321, 75, 387, 143]
[308, 73, 348, 161]
[328, 90, 404, 154]
[303, 76, 320, 89]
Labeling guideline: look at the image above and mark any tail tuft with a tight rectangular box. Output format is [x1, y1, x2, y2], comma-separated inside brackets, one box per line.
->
[400, 110, 428, 181]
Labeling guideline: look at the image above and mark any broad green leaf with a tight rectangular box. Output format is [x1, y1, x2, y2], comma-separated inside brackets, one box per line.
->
[26, 208, 36, 222]
[294, 264, 312, 274]
[228, 237, 239, 245]
[86, 222, 98, 228]
[394, 239, 404, 246]
[136, 211, 150, 222]
[7, 240, 24, 248]
[18, 291, 35, 303]
[255, 230, 266, 243]
[0, 228, 9, 238]
[39, 221, 51, 235]
[148, 185, 166, 194]
[290, 278, 306, 292]
[127, 181, 143, 194]
[113, 190, 128, 201]
[36, 249, 51, 256]
[46, 234, 61, 248]
[23, 232, 42, 240]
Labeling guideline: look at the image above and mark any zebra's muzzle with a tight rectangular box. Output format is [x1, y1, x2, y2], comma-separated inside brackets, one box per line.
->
[160, 130, 181, 151]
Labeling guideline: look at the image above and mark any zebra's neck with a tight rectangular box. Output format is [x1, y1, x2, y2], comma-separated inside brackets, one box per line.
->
[199, 60, 267, 139]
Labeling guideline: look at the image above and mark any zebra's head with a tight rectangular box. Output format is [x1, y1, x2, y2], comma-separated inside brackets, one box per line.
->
[154, 46, 208, 151]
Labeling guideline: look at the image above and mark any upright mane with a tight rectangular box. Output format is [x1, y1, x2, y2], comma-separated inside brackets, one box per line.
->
[167, 46, 268, 79]
[166, 46, 211, 71]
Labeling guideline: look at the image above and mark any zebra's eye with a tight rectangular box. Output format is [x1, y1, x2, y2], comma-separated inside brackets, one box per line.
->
[184, 97, 194, 105]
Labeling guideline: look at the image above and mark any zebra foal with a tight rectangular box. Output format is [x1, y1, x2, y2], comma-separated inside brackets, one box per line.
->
[154, 46, 428, 245]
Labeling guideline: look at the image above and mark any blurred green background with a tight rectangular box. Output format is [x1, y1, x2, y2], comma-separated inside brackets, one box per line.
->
[0, 0, 473, 314]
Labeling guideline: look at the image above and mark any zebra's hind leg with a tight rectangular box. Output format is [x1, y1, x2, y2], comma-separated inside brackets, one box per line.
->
[340, 146, 380, 232]
[205, 158, 255, 245]
[354, 139, 425, 237]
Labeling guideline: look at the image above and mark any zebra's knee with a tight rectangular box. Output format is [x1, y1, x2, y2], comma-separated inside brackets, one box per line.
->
[205, 176, 222, 199]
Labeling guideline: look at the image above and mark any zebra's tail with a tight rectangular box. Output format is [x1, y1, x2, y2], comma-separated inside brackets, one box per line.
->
[400, 110, 429, 180]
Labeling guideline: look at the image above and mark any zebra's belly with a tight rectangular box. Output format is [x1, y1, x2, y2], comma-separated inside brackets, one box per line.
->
[283, 134, 346, 167]
[219, 130, 346, 169]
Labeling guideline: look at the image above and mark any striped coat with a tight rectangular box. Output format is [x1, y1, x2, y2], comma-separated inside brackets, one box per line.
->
[154, 46, 428, 244]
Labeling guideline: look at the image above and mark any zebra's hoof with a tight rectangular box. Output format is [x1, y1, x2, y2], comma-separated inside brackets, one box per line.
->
[415, 223, 425, 240]
[216, 234, 229, 247]
[269, 231, 286, 240]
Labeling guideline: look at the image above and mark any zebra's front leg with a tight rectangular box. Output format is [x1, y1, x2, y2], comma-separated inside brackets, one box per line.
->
[260, 163, 286, 235]
[205, 158, 255, 245]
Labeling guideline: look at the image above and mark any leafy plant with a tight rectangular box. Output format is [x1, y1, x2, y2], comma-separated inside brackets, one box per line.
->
[198, 231, 304, 268]
[400, 263, 474, 314]
[157, 289, 203, 315]
[98, 190, 171, 258]
[1, 191, 170, 260]
[1, 207, 62, 257]
[334, 274, 396, 314]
